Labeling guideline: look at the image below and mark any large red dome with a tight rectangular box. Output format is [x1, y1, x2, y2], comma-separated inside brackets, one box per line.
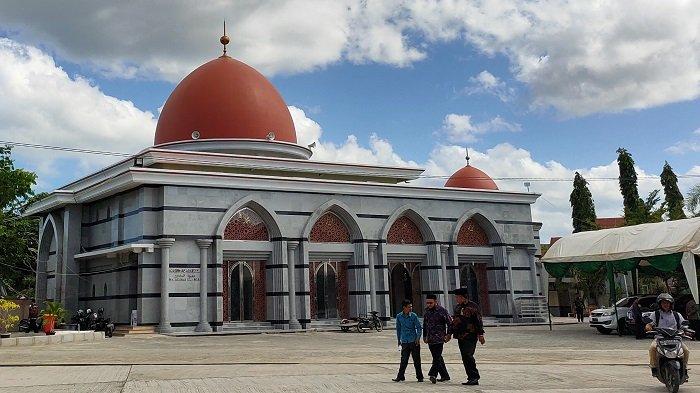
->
[154, 55, 297, 145]
[445, 165, 499, 190]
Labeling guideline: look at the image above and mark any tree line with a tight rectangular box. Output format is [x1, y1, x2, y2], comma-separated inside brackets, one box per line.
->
[568, 148, 697, 305]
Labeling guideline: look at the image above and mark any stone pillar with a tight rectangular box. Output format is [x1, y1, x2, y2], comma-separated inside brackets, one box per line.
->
[368, 243, 378, 312]
[440, 244, 451, 310]
[298, 240, 311, 327]
[423, 244, 445, 306]
[195, 239, 213, 332]
[267, 240, 290, 329]
[506, 246, 518, 320]
[527, 247, 540, 296]
[287, 241, 302, 329]
[156, 238, 175, 333]
[377, 243, 391, 319]
[348, 242, 371, 317]
[488, 245, 515, 321]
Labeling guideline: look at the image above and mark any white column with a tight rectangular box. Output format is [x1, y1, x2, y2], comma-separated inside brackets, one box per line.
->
[156, 238, 175, 333]
[195, 239, 213, 332]
[287, 241, 302, 329]
[368, 243, 378, 312]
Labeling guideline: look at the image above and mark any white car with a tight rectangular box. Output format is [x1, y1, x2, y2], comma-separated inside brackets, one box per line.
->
[589, 296, 637, 334]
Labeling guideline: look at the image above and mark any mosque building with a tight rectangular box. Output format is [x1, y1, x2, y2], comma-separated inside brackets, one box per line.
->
[26, 34, 544, 332]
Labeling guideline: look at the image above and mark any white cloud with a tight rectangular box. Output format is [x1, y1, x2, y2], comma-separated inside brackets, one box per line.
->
[1, 37, 693, 244]
[290, 105, 418, 167]
[419, 143, 669, 242]
[665, 127, 700, 155]
[441, 113, 520, 143]
[2, 1, 699, 116]
[465, 70, 515, 102]
[0, 38, 155, 188]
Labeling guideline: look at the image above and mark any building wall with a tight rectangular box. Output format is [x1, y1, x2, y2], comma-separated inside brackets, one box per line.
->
[39, 183, 540, 331]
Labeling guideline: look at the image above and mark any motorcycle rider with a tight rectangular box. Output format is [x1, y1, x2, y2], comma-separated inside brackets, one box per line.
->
[645, 293, 690, 379]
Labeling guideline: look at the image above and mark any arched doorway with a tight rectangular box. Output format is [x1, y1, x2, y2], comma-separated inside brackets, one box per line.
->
[222, 207, 270, 322]
[315, 263, 338, 319]
[459, 264, 480, 304]
[229, 263, 254, 321]
[390, 264, 412, 316]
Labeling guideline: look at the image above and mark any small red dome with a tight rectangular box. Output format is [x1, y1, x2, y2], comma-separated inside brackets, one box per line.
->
[445, 165, 498, 190]
[155, 56, 297, 145]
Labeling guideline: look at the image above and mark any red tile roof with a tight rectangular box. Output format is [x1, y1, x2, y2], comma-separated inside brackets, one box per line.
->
[596, 217, 625, 229]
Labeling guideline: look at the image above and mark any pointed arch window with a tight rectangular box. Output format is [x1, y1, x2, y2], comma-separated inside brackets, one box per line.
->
[387, 216, 424, 244]
[457, 218, 490, 246]
[224, 207, 269, 241]
[310, 212, 351, 243]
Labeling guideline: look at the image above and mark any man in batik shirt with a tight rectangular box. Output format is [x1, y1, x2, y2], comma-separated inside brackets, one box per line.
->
[422, 294, 452, 383]
[452, 287, 485, 386]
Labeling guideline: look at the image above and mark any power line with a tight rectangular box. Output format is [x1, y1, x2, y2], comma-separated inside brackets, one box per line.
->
[3, 139, 699, 183]
[0, 140, 131, 158]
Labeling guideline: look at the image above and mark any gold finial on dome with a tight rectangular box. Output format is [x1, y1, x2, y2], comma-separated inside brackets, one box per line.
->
[220, 20, 230, 56]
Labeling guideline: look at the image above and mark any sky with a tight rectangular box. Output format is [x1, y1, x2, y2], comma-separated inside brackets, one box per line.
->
[0, 1, 698, 243]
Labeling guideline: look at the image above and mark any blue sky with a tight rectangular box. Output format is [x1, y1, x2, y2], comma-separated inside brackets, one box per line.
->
[0, 1, 698, 241]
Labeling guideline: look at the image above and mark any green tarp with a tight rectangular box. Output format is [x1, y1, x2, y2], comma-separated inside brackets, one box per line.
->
[544, 253, 683, 278]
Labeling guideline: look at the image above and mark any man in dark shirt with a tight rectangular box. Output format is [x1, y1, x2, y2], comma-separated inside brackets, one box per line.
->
[452, 287, 485, 386]
[422, 294, 453, 384]
[573, 294, 585, 322]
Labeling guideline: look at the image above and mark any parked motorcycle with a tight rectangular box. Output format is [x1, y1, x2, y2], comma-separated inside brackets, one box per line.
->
[357, 311, 382, 332]
[340, 311, 382, 333]
[18, 317, 42, 333]
[648, 321, 694, 393]
[19, 302, 42, 333]
[72, 309, 90, 331]
[94, 308, 115, 338]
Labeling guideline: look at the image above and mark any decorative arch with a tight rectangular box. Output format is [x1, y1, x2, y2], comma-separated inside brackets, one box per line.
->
[451, 209, 504, 245]
[224, 208, 269, 241]
[310, 213, 351, 243]
[302, 200, 364, 241]
[38, 213, 62, 259]
[314, 261, 338, 275]
[381, 205, 436, 244]
[216, 195, 283, 239]
[457, 218, 490, 246]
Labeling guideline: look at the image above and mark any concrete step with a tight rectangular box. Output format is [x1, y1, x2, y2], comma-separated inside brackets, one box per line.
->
[221, 322, 273, 332]
[114, 325, 155, 336]
[306, 319, 341, 329]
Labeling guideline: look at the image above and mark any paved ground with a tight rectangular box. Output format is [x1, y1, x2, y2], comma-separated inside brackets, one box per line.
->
[1, 321, 699, 392]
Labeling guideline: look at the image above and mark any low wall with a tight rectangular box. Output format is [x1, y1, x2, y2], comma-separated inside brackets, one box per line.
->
[0, 331, 105, 348]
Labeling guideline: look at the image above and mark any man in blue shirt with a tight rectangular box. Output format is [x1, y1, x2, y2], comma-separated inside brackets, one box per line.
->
[393, 299, 424, 382]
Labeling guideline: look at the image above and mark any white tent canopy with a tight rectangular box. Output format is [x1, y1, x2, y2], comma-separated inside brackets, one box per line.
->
[542, 217, 700, 263]
[542, 217, 700, 304]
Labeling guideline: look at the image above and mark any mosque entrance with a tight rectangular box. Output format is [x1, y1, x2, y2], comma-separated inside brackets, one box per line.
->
[459, 264, 480, 305]
[229, 262, 254, 321]
[315, 263, 338, 319]
[389, 262, 423, 316]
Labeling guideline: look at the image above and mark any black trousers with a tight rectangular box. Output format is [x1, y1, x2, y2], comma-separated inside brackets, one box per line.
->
[428, 343, 450, 379]
[458, 339, 479, 381]
[575, 308, 584, 322]
[634, 317, 645, 339]
[397, 342, 423, 380]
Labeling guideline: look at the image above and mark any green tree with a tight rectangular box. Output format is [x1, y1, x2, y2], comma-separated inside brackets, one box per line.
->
[660, 162, 686, 220]
[616, 148, 665, 225]
[570, 172, 598, 233]
[0, 146, 43, 297]
[616, 148, 642, 224]
[685, 184, 700, 217]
